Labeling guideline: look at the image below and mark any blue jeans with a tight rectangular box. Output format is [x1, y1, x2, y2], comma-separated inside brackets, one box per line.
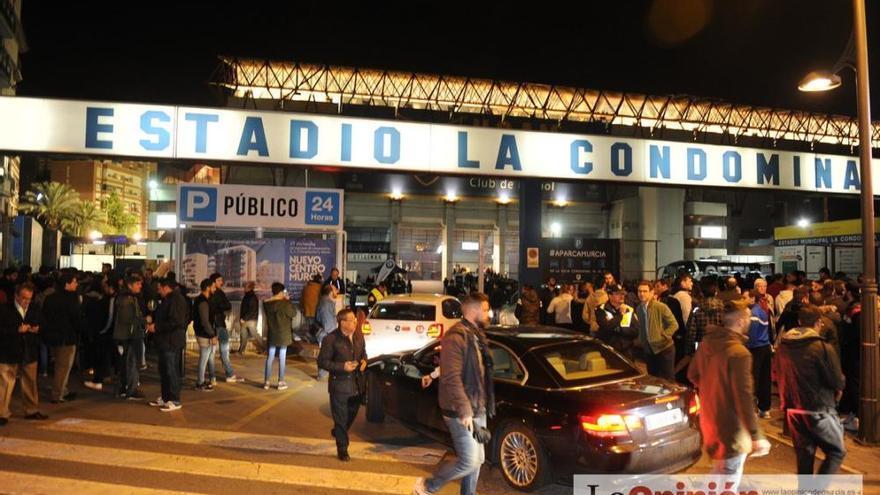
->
[196, 337, 215, 385]
[426, 414, 486, 495]
[158, 349, 182, 404]
[217, 326, 234, 377]
[710, 453, 746, 491]
[116, 339, 141, 396]
[264, 346, 287, 383]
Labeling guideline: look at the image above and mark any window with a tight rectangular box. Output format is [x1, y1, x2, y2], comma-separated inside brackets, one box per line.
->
[442, 299, 462, 319]
[537, 342, 639, 385]
[369, 302, 437, 321]
[489, 344, 525, 382]
[415, 343, 441, 369]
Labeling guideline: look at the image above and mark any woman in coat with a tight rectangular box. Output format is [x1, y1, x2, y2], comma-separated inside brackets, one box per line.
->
[262, 282, 296, 390]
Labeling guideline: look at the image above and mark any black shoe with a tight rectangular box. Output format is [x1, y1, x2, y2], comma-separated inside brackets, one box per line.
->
[126, 391, 146, 401]
[337, 452, 350, 462]
[63, 392, 77, 401]
[25, 412, 49, 421]
[0, 417, 8, 426]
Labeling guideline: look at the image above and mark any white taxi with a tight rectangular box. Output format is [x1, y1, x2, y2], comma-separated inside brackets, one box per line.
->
[362, 294, 461, 357]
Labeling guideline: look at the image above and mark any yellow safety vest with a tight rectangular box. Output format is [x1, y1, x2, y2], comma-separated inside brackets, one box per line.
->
[370, 288, 386, 304]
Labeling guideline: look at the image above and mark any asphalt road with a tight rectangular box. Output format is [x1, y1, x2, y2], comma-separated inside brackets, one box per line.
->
[0, 349, 876, 495]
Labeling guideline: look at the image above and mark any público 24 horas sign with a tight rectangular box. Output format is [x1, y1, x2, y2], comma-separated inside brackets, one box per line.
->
[178, 184, 343, 230]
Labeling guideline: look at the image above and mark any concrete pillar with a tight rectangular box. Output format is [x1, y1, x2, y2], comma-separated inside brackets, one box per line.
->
[638, 187, 685, 277]
[497, 204, 508, 275]
[519, 179, 543, 288]
[444, 202, 455, 281]
[389, 200, 401, 259]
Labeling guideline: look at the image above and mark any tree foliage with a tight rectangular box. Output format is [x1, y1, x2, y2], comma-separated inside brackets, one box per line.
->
[19, 182, 80, 233]
[102, 191, 138, 235]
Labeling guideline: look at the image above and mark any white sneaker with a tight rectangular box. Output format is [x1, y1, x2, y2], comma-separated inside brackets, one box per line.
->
[412, 477, 430, 495]
[226, 375, 243, 383]
[149, 398, 166, 407]
[83, 381, 103, 391]
[277, 382, 288, 391]
[159, 402, 182, 412]
[263, 382, 271, 390]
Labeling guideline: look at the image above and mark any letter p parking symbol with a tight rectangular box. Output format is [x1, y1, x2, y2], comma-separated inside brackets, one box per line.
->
[179, 186, 217, 223]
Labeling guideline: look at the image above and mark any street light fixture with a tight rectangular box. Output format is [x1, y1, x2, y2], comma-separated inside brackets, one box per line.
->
[798, 0, 877, 444]
[797, 218, 811, 228]
[798, 70, 843, 92]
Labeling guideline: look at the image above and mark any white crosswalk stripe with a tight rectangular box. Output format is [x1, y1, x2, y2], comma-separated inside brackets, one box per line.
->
[41, 417, 445, 465]
[0, 470, 203, 495]
[0, 418, 445, 495]
[0, 436, 421, 494]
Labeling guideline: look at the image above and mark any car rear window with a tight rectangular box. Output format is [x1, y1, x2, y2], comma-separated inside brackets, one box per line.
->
[370, 303, 437, 321]
[537, 342, 640, 386]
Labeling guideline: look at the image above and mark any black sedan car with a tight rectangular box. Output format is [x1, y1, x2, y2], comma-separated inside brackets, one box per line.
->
[365, 326, 702, 491]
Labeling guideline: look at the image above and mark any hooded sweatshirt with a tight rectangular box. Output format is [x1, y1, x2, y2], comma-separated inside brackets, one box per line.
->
[687, 324, 764, 460]
[776, 326, 845, 412]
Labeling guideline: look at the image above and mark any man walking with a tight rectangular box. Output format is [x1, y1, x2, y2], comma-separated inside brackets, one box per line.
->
[635, 281, 678, 381]
[42, 271, 82, 404]
[237, 281, 263, 355]
[415, 293, 494, 495]
[743, 289, 774, 419]
[317, 308, 367, 461]
[113, 274, 147, 400]
[0, 283, 48, 425]
[688, 299, 770, 483]
[210, 274, 242, 383]
[776, 307, 847, 474]
[148, 278, 188, 412]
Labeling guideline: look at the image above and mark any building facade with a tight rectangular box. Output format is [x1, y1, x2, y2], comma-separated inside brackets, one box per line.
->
[49, 159, 156, 236]
[0, 0, 22, 265]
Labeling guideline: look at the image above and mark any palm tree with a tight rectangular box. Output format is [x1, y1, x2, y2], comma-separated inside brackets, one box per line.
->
[19, 181, 81, 234]
[66, 200, 106, 238]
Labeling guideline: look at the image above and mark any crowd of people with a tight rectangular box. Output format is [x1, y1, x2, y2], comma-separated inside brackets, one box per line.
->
[515, 267, 858, 478]
[0, 261, 863, 484]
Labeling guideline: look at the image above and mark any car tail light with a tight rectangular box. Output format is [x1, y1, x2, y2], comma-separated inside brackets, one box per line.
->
[579, 414, 641, 438]
[688, 394, 701, 415]
[361, 321, 372, 335]
[427, 323, 444, 338]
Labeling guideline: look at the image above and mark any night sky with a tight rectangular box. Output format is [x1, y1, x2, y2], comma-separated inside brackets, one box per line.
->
[16, 1, 880, 119]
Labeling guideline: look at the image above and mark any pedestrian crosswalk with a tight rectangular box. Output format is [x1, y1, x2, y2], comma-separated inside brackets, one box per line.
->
[0, 418, 448, 494]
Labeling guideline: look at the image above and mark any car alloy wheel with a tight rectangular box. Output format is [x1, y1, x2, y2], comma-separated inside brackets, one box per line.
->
[500, 430, 539, 488]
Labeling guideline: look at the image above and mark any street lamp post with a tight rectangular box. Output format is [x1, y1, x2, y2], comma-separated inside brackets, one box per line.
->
[800, 0, 877, 443]
[851, 0, 878, 445]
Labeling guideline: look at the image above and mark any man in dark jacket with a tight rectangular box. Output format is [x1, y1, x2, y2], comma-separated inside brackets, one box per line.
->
[776, 307, 847, 474]
[210, 273, 241, 382]
[83, 279, 116, 392]
[113, 274, 146, 400]
[688, 299, 770, 482]
[148, 278, 188, 412]
[317, 308, 367, 461]
[0, 282, 47, 425]
[41, 271, 82, 403]
[237, 281, 263, 355]
[595, 284, 639, 358]
[415, 293, 493, 495]
[193, 278, 216, 391]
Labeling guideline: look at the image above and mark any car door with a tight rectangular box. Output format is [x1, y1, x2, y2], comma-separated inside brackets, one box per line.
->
[409, 342, 446, 432]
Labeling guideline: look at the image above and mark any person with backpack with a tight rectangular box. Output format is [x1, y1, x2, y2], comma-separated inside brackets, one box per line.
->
[262, 282, 296, 390]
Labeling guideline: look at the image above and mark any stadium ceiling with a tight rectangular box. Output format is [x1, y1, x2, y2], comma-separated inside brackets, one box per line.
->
[212, 56, 880, 150]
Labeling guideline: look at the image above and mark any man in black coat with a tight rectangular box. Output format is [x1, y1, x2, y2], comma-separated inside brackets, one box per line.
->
[317, 308, 367, 461]
[237, 281, 264, 355]
[148, 278, 189, 412]
[0, 282, 48, 425]
[41, 271, 82, 403]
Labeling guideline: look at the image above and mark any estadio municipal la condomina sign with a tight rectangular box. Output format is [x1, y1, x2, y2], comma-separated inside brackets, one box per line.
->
[1, 96, 877, 195]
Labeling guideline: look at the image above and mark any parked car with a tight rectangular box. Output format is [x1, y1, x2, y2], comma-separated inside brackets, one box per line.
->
[362, 294, 461, 357]
[365, 326, 702, 491]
